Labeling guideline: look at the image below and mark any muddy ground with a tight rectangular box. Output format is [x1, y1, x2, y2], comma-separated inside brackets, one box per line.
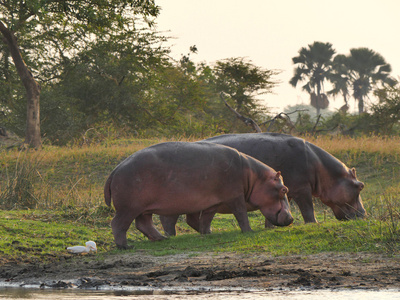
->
[1, 251, 400, 291]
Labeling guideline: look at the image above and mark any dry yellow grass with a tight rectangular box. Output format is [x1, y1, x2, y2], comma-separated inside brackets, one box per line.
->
[306, 135, 400, 155]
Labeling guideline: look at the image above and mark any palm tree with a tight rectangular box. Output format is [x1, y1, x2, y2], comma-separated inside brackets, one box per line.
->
[290, 41, 335, 115]
[328, 54, 351, 112]
[346, 48, 394, 114]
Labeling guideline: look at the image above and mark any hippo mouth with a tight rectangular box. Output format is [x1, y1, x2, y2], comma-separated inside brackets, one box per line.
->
[333, 204, 366, 220]
[269, 207, 294, 227]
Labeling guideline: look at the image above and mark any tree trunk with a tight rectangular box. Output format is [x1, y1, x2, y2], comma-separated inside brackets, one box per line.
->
[316, 84, 321, 116]
[0, 21, 41, 148]
[358, 96, 364, 114]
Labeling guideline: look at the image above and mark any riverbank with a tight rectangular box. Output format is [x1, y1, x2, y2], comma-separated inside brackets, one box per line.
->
[1, 251, 399, 291]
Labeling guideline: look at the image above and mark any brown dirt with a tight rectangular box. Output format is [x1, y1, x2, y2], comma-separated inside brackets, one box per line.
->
[1, 251, 400, 291]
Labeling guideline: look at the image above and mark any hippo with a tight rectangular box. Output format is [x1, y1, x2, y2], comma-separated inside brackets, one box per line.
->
[160, 133, 365, 236]
[104, 141, 293, 249]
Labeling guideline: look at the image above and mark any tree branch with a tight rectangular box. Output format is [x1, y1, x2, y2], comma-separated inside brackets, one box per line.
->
[312, 114, 322, 134]
[220, 93, 262, 133]
[262, 109, 307, 132]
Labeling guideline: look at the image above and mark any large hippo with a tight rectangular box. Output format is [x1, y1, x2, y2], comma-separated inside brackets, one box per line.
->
[104, 141, 293, 249]
[160, 133, 365, 236]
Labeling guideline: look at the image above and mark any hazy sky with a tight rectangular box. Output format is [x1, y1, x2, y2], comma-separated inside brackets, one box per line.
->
[156, 0, 400, 114]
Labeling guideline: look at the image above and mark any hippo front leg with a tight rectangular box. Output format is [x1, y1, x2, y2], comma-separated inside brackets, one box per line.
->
[264, 219, 274, 228]
[226, 197, 252, 233]
[159, 215, 179, 236]
[292, 189, 317, 223]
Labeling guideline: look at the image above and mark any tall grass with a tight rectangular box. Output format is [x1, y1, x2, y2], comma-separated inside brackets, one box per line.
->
[0, 138, 160, 210]
[0, 151, 40, 210]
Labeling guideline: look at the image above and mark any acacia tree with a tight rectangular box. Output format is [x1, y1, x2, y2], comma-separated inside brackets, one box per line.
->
[290, 41, 335, 115]
[214, 57, 278, 117]
[0, 0, 159, 148]
[371, 84, 400, 134]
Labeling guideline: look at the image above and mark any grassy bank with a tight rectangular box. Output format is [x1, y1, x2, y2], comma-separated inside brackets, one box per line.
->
[0, 135, 399, 264]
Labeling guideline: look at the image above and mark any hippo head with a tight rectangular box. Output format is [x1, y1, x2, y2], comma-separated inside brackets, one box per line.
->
[322, 168, 366, 220]
[251, 171, 294, 227]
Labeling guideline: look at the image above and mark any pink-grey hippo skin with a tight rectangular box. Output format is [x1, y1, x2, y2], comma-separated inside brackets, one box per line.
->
[104, 141, 293, 249]
[159, 133, 365, 236]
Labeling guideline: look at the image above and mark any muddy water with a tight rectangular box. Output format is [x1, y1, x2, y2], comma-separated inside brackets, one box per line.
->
[1, 287, 400, 299]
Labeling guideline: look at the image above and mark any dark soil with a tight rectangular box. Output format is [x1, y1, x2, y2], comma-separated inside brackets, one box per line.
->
[1, 251, 400, 291]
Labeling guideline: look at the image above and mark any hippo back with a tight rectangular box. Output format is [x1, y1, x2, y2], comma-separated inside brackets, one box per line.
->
[204, 133, 317, 197]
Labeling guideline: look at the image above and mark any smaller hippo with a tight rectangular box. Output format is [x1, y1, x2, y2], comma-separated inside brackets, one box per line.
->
[104, 141, 293, 249]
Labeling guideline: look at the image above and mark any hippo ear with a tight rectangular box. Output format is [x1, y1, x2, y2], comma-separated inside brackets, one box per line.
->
[357, 181, 365, 191]
[275, 171, 281, 179]
[350, 168, 357, 178]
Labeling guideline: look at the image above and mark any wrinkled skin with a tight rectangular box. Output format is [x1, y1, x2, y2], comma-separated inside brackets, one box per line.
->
[104, 141, 293, 249]
[160, 133, 365, 236]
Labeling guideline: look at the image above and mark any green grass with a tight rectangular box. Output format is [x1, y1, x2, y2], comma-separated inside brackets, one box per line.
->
[0, 136, 399, 264]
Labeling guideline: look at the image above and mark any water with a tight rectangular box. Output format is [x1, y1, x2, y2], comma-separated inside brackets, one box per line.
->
[1, 287, 400, 300]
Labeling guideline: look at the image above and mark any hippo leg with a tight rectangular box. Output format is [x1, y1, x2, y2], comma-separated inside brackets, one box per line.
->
[159, 215, 179, 236]
[111, 211, 136, 249]
[226, 198, 252, 232]
[186, 212, 202, 233]
[198, 210, 216, 234]
[264, 219, 274, 228]
[292, 190, 317, 223]
[135, 214, 167, 241]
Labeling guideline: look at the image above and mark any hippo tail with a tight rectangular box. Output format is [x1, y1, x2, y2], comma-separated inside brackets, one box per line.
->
[104, 172, 114, 207]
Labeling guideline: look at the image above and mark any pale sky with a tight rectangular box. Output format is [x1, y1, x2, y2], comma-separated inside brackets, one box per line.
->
[156, 0, 400, 114]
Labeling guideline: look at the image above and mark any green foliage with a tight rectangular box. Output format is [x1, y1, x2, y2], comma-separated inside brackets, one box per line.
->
[1, 2, 280, 145]
[36, 48, 279, 144]
[312, 83, 400, 136]
[369, 84, 400, 135]
[0, 0, 160, 145]
[214, 57, 279, 116]
[278, 81, 400, 136]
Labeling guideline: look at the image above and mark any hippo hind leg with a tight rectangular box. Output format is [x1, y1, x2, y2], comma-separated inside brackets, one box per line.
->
[111, 211, 136, 249]
[136, 214, 167, 241]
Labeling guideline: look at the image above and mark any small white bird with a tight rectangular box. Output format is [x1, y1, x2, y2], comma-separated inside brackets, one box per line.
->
[67, 241, 97, 254]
